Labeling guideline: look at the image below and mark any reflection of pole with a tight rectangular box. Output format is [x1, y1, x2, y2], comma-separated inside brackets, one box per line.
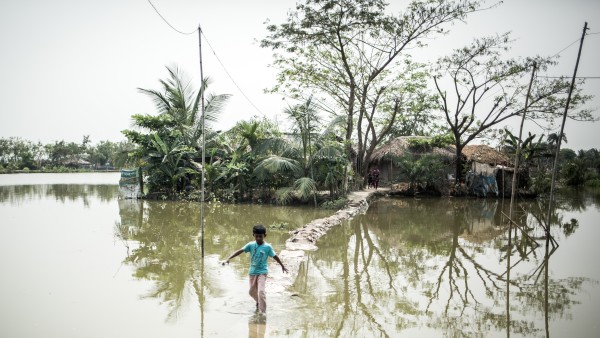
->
[545, 22, 588, 239]
[544, 237, 550, 338]
[198, 25, 206, 258]
[509, 62, 536, 219]
[200, 258, 205, 337]
[506, 210, 513, 338]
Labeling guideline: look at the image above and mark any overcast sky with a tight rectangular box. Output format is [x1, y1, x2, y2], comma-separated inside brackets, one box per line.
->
[0, 0, 598, 150]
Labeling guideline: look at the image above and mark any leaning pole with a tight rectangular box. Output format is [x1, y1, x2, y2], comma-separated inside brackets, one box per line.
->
[545, 22, 588, 242]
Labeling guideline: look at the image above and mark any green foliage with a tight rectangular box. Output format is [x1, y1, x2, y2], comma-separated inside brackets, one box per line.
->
[407, 134, 454, 151]
[320, 197, 348, 210]
[530, 171, 552, 194]
[122, 65, 229, 197]
[395, 153, 447, 193]
[561, 157, 586, 186]
[585, 179, 600, 188]
[0, 136, 132, 171]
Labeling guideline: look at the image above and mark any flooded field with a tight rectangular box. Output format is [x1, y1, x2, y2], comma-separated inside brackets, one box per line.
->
[0, 173, 598, 337]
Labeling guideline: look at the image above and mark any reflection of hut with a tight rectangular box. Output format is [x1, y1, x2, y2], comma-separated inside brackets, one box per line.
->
[370, 136, 455, 184]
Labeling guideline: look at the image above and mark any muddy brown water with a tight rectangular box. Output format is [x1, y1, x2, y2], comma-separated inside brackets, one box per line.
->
[1, 173, 599, 337]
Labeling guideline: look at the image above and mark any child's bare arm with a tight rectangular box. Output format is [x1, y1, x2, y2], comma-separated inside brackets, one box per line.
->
[222, 249, 244, 265]
[273, 255, 288, 273]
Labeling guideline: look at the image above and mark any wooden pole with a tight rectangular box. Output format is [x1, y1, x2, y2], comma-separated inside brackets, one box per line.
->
[509, 62, 536, 219]
[198, 25, 206, 258]
[545, 22, 588, 239]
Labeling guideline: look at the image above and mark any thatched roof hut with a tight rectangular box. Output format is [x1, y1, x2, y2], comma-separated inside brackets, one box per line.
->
[370, 136, 455, 162]
[460, 144, 511, 166]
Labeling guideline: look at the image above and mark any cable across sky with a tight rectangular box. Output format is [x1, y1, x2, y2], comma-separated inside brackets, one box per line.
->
[146, 0, 266, 116]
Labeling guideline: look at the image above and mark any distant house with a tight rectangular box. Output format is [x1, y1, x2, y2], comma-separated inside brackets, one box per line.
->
[64, 158, 93, 169]
[370, 138, 529, 197]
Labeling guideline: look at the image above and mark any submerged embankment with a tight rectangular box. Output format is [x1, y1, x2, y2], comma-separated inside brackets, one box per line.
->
[269, 188, 389, 291]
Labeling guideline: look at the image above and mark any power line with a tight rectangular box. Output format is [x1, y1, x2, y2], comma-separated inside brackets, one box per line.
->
[147, 0, 195, 35]
[538, 76, 600, 79]
[146, 0, 266, 117]
[550, 38, 581, 58]
[200, 31, 266, 116]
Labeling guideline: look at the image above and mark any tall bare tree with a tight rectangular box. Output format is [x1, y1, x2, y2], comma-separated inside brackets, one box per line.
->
[432, 33, 592, 181]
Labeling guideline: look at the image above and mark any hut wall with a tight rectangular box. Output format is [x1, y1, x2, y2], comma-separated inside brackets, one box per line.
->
[471, 161, 496, 175]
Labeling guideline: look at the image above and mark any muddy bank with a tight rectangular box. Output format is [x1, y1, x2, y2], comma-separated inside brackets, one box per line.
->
[269, 189, 388, 291]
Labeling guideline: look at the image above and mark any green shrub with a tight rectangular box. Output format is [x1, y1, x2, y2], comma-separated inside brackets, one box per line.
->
[321, 197, 348, 210]
[585, 179, 600, 188]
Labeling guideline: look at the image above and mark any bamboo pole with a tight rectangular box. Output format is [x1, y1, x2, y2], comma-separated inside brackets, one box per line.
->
[545, 22, 588, 240]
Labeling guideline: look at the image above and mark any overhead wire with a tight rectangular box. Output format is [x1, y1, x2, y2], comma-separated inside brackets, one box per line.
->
[147, 0, 266, 117]
[147, 0, 195, 35]
[199, 31, 266, 116]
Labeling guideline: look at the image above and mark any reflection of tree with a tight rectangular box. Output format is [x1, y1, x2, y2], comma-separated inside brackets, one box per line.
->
[0, 184, 117, 205]
[285, 197, 590, 337]
[115, 199, 332, 320]
[115, 200, 217, 320]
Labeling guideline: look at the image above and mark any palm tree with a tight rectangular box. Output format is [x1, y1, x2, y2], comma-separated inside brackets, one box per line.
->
[253, 98, 347, 205]
[123, 65, 230, 196]
[137, 65, 230, 150]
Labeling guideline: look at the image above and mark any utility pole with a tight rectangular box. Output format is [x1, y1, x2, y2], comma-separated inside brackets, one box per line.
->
[509, 61, 537, 220]
[545, 22, 589, 242]
[198, 25, 206, 258]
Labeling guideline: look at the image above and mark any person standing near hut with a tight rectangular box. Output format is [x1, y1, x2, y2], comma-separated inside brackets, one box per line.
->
[372, 167, 380, 189]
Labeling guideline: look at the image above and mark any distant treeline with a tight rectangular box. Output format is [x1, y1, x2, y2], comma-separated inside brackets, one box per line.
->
[0, 136, 134, 172]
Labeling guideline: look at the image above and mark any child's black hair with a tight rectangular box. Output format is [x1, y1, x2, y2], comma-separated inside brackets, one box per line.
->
[252, 224, 267, 235]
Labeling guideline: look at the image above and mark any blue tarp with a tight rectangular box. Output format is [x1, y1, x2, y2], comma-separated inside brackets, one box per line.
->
[467, 172, 499, 197]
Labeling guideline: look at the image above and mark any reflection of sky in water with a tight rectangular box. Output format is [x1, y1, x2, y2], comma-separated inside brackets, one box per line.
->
[1, 173, 599, 337]
[282, 194, 600, 337]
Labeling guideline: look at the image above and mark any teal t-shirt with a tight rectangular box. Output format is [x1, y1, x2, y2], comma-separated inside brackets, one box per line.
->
[243, 241, 276, 275]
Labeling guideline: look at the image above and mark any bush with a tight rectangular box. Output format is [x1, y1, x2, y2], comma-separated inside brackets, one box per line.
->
[531, 172, 552, 193]
[585, 179, 600, 188]
[321, 197, 348, 210]
[395, 153, 447, 193]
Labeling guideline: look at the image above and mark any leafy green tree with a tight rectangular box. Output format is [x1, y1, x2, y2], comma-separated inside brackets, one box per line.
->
[261, 0, 485, 184]
[561, 151, 587, 186]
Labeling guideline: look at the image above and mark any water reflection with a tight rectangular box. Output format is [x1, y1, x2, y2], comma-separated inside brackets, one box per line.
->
[288, 196, 593, 337]
[115, 199, 332, 323]
[2, 175, 598, 337]
[248, 314, 267, 338]
[0, 184, 117, 206]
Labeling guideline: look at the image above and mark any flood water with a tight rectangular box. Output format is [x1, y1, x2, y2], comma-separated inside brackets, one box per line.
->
[1, 173, 599, 337]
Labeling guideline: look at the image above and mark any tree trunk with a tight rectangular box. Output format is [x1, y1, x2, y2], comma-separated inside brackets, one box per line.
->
[455, 144, 465, 183]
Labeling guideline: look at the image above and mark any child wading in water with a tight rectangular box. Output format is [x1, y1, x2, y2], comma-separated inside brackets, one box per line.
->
[222, 224, 288, 314]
